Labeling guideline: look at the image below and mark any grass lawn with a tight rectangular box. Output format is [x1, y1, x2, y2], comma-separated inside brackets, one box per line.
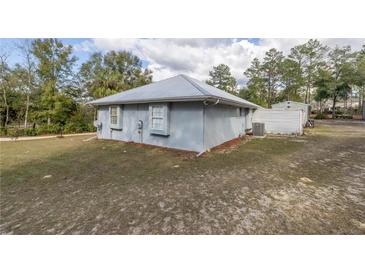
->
[1, 120, 364, 234]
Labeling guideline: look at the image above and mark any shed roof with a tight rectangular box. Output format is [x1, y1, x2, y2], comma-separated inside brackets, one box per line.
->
[272, 101, 310, 107]
[89, 74, 260, 109]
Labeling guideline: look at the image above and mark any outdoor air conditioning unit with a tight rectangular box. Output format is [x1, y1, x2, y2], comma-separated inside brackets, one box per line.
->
[252, 122, 265, 136]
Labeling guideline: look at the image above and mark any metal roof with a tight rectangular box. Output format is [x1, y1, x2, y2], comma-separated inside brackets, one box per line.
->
[89, 74, 260, 109]
[272, 101, 310, 107]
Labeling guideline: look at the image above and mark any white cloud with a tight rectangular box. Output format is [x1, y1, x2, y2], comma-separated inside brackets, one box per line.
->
[73, 40, 96, 53]
[77, 38, 365, 86]
[91, 38, 269, 85]
[259, 38, 364, 54]
[320, 38, 364, 50]
[258, 38, 309, 54]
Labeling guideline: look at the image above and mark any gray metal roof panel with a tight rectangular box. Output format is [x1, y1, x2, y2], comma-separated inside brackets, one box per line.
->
[182, 75, 261, 109]
[89, 74, 260, 109]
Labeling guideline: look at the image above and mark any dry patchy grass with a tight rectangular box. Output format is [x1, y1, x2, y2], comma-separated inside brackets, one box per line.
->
[1, 120, 364, 234]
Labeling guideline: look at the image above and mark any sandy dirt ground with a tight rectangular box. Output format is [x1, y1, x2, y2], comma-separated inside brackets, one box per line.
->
[1, 120, 364, 234]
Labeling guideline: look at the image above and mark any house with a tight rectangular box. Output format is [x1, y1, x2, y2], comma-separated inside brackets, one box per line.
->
[89, 74, 259, 153]
[271, 101, 311, 126]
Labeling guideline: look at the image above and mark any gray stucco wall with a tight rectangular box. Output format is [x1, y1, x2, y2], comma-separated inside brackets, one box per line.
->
[97, 101, 250, 152]
[97, 102, 204, 152]
[203, 104, 247, 150]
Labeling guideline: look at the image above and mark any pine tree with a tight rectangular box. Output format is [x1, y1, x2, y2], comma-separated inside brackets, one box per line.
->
[32, 38, 77, 125]
[206, 64, 237, 94]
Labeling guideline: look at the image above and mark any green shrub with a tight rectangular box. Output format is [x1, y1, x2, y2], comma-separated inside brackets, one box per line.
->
[1, 120, 95, 137]
[314, 113, 326, 119]
[0, 127, 37, 137]
[6, 128, 22, 138]
[24, 128, 37, 136]
[36, 125, 48, 135]
[335, 108, 344, 115]
[36, 124, 62, 135]
[63, 122, 79, 134]
[63, 118, 95, 134]
[0, 128, 7, 136]
[60, 108, 95, 134]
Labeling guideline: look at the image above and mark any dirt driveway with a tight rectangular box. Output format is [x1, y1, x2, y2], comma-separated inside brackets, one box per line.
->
[1, 120, 364, 234]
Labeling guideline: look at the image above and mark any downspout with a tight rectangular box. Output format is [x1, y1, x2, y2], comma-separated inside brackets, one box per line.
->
[199, 103, 206, 157]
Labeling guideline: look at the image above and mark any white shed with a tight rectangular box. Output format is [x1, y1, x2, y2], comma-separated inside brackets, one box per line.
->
[271, 101, 311, 126]
[252, 109, 303, 135]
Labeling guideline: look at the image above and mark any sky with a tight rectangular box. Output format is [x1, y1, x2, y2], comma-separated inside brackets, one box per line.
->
[1, 38, 364, 86]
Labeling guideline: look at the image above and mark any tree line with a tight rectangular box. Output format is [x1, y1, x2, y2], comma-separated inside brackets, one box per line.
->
[206, 40, 365, 118]
[1, 39, 364, 137]
[0, 39, 152, 136]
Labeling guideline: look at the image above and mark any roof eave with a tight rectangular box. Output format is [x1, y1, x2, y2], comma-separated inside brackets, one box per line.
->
[88, 96, 211, 106]
[89, 95, 259, 109]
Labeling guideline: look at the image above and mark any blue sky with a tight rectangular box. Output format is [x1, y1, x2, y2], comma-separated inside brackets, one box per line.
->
[1, 38, 363, 85]
[0, 38, 92, 68]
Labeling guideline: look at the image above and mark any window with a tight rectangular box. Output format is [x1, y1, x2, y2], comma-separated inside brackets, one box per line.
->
[149, 103, 170, 135]
[110, 107, 118, 124]
[109, 105, 123, 130]
[151, 105, 164, 130]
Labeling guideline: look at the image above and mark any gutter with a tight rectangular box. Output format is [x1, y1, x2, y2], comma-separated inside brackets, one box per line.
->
[89, 96, 259, 109]
[88, 96, 211, 105]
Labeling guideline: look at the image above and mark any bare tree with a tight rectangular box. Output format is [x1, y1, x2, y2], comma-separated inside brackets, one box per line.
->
[17, 39, 35, 128]
[0, 53, 10, 129]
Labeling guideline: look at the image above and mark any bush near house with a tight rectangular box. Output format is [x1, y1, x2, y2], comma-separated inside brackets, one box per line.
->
[314, 113, 326, 119]
[0, 122, 95, 137]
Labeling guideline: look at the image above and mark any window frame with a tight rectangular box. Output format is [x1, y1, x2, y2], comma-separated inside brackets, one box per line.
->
[149, 103, 170, 136]
[151, 105, 164, 130]
[109, 105, 123, 130]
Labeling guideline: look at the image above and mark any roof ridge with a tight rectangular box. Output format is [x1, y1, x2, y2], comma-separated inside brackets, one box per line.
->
[179, 74, 211, 96]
